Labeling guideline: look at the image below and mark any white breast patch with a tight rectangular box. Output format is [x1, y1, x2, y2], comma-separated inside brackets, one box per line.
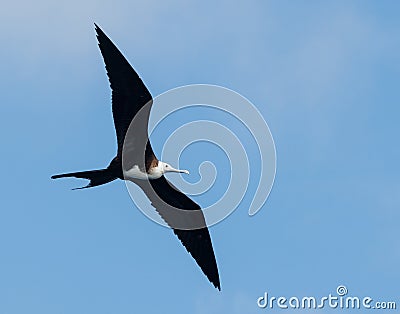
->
[124, 165, 162, 180]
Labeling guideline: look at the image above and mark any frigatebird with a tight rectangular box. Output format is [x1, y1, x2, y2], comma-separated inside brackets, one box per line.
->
[52, 24, 220, 290]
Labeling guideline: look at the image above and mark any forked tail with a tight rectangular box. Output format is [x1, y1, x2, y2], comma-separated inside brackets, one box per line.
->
[51, 168, 117, 189]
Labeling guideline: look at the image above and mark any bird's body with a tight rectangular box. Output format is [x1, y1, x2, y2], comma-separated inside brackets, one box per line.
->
[125, 164, 161, 180]
[52, 24, 220, 290]
[124, 161, 189, 180]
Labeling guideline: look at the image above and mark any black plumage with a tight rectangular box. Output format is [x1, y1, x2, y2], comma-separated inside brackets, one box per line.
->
[52, 24, 220, 290]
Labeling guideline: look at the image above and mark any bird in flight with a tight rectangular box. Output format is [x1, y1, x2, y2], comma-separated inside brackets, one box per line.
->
[52, 24, 220, 290]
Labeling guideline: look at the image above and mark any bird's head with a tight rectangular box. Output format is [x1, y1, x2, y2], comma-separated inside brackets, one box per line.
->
[161, 162, 189, 175]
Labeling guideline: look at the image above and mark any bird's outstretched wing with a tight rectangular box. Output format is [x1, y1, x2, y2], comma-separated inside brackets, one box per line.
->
[133, 176, 221, 290]
[95, 24, 155, 169]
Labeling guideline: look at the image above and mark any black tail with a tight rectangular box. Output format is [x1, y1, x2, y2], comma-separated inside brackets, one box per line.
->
[51, 168, 117, 189]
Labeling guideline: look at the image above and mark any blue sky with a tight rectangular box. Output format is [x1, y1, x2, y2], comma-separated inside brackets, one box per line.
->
[0, 1, 399, 313]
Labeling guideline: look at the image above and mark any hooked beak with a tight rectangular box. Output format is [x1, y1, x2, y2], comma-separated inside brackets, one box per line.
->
[169, 167, 189, 175]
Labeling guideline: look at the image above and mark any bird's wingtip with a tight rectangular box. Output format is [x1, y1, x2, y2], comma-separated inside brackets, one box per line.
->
[213, 277, 221, 291]
[94, 23, 102, 36]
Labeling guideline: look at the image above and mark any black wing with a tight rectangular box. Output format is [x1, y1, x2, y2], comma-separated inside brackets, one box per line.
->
[95, 24, 155, 169]
[133, 176, 221, 290]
